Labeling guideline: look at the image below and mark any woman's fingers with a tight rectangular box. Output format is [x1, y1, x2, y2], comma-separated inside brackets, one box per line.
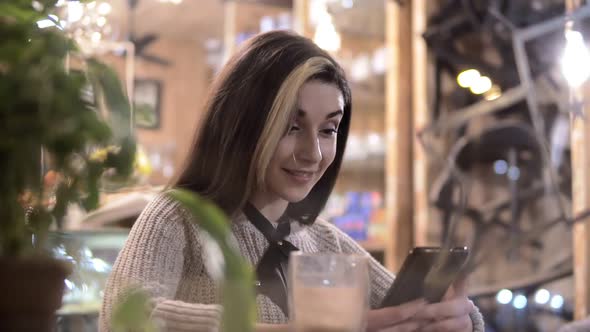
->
[414, 298, 474, 321]
[451, 276, 468, 297]
[369, 297, 474, 332]
[377, 320, 425, 332]
[419, 315, 472, 332]
[373, 299, 426, 323]
[367, 299, 426, 331]
[442, 276, 468, 301]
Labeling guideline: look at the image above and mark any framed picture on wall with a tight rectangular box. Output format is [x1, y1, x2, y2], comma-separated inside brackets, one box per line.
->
[133, 79, 162, 129]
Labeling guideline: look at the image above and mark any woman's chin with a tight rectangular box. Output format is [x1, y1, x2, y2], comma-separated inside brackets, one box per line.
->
[280, 190, 311, 203]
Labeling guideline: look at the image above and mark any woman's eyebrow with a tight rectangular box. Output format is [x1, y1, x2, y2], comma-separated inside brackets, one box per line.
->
[325, 110, 343, 119]
[296, 109, 343, 119]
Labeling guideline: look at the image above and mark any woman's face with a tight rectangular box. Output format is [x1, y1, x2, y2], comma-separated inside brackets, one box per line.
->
[264, 80, 344, 203]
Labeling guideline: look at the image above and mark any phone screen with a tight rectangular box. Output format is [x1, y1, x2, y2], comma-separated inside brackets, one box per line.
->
[379, 247, 469, 308]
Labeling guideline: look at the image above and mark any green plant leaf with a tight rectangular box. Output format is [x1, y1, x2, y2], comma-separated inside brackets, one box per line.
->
[52, 181, 75, 229]
[111, 190, 256, 332]
[82, 160, 102, 211]
[105, 137, 137, 179]
[0, 4, 45, 22]
[167, 189, 256, 332]
[111, 288, 156, 332]
[87, 59, 132, 140]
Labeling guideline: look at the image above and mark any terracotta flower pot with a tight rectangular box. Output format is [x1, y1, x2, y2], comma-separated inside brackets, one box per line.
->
[0, 257, 71, 331]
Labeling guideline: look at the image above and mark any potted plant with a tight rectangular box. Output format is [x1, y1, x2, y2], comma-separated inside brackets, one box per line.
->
[0, 1, 255, 331]
[0, 1, 135, 330]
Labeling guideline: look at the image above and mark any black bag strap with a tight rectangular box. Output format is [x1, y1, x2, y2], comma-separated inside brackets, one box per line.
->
[243, 202, 299, 316]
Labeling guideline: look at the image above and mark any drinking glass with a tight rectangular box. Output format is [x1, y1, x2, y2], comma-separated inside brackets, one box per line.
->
[289, 252, 369, 332]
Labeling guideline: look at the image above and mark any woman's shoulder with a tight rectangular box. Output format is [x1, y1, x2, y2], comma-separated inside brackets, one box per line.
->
[143, 191, 195, 218]
[133, 191, 194, 233]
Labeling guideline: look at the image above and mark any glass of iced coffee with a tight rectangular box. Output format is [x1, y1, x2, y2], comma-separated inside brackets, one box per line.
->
[289, 252, 369, 332]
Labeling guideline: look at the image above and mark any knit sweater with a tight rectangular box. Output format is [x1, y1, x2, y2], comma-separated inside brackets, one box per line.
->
[99, 193, 485, 331]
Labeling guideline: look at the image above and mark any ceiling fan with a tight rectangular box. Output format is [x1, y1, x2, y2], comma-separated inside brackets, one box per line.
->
[121, 0, 172, 67]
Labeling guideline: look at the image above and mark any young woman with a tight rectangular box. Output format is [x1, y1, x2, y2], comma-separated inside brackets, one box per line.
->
[100, 30, 484, 332]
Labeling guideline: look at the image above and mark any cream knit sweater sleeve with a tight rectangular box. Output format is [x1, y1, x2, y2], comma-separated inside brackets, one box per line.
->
[99, 195, 222, 332]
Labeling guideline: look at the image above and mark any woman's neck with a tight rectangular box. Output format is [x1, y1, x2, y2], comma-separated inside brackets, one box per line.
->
[249, 191, 289, 223]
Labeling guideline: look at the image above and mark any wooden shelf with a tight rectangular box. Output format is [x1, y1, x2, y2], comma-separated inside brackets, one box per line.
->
[340, 156, 385, 173]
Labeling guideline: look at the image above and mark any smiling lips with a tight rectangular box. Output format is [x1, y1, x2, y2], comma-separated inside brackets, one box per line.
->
[283, 168, 316, 184]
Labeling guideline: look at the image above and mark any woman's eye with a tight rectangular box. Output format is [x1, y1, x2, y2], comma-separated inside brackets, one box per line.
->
[321, 128, 338, 136]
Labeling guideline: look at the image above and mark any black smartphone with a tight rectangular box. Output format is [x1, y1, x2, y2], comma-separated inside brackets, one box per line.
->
[379, 246, 469, 308]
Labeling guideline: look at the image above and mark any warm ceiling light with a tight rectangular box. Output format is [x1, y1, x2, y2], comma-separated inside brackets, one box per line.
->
[457, 69, 480, 88]
[97, 2, 111, 15]
[91, 31, 102, 43]
[470, 76, 492, 94]
[32, 1, 44, 11]
[67, 1, 84, 23]
[313, 15, 341, 52]
[561, 29, 590, 87]
[341, 0, 353, 8]
[496, 289, 513, 304]
[97, 16, 106, 27]
[534, 289, 550, 305]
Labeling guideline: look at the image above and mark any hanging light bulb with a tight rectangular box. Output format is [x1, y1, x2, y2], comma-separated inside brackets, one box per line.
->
[469, 76, 492, 94]
[561, 27, 590, 87]
[91, 31, 102, 43]
[513, 294, 528, 309]
[534, 289, 551, 305]
[313, 14, 341, 52]
[496, 289, 513, 304]
[97, 2, 112, 15]
[550, 294, 564, 309]
[67, 1, 84, 23]
[457, 69, 481, 88]
[341, 0, 353, 8]
[97, 16, 106, 27]
[312, 1, 340, 52]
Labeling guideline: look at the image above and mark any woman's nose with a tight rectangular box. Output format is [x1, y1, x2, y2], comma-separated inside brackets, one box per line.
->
[295, 132, 322, 165]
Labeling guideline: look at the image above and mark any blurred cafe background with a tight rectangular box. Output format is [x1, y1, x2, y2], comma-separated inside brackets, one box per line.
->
[18, 0, 590, 331]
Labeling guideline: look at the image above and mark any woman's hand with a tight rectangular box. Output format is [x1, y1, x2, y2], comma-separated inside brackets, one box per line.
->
[415, 278, 474, 332]
[414, 297, 473, 331]
[366, 299, 427, 332]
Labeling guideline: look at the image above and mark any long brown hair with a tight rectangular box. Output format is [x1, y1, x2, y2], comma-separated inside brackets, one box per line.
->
[173, 30, 351, 224]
